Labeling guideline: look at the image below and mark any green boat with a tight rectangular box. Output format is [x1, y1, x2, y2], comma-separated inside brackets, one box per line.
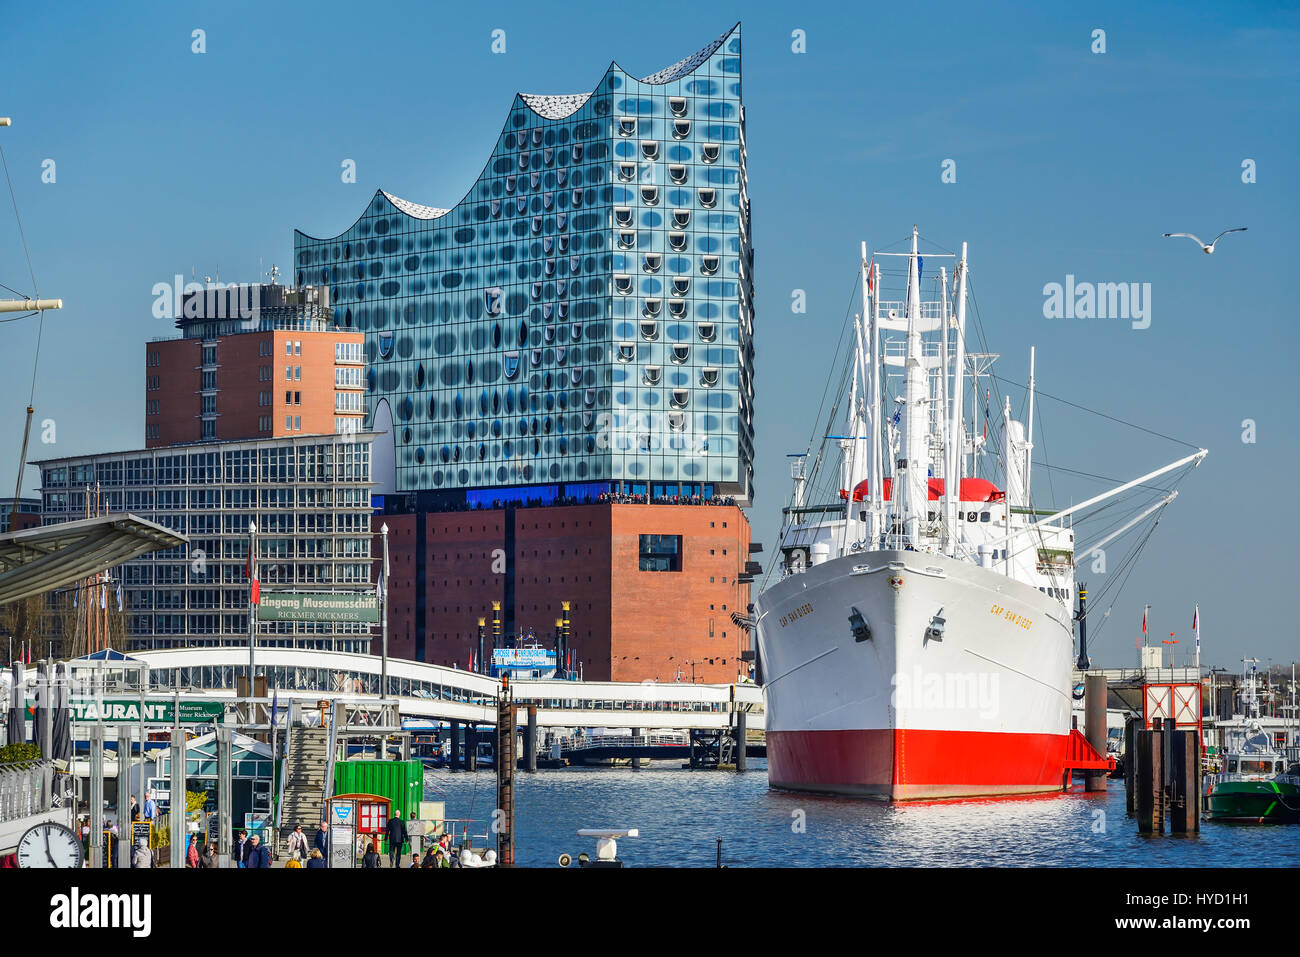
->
[1205, 662, 1300, 824]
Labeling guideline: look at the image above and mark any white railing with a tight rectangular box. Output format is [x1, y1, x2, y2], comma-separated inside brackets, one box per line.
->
[558, 733, 687, 752]
[1206, 772, 1300, 788]
[0, 760, 58, 823]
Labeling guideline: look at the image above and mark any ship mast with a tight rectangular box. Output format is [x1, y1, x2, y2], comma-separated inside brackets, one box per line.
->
[944, 243, 969, 556]
[898, 227, 929, 546]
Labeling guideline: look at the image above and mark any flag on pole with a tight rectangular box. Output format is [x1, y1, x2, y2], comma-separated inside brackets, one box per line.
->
[72, 585, 78, 608]
[1192, 604, 1200, 661]
[116, 582, 123, 612]
[100, 585, 106, 610]
[468, 649, 474, 671]
[270, 690, 278, 731]
[245, 546, 259, 605]
[866, 258, 875, 295]
[983, 389, 990, 440]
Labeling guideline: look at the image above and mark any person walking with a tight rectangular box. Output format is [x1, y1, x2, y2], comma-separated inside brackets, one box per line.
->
[196, 843, 217, 868]
[142, 789, 159, 823]
[361, 842, 380, 868]
[385, 811, 408, 868]
[305, 848, 327, 869]
[245, 834, 270, 869]
[285, 824, 310, 862]
[129, 794, 140, 823]
[314, 822, 329, 864]
[234, 830, 249, 868]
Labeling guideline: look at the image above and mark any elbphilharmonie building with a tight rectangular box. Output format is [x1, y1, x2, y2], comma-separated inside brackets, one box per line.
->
[294, 24, 754, 503]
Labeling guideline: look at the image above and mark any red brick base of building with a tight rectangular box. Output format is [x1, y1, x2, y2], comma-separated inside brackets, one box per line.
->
[377, 502, 753, 684]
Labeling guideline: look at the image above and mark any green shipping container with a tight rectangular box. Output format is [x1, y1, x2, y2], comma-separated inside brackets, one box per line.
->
[333, 760, 424, 821]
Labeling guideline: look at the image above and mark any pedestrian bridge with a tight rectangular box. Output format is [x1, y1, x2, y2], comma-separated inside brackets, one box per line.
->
[121, 647, 764, 731]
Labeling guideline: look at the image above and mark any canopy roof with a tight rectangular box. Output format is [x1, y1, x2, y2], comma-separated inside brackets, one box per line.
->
[0, 514, 187, 604]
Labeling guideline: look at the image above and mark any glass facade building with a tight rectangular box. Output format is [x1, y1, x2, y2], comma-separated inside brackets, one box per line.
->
[35, 434, 377, 653]
[294, 24, 754, 502]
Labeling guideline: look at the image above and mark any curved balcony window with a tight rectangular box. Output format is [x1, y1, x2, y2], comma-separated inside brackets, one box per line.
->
[532, 217, 543, 234]
[640, 185, 659, 206]
[673, 120, 691, 140]
[515, 197, 527, 214]
[668, 231, 688, 251]
[698, 188, 717, 209]
[543, 236, 555, 254]
[669, 164, 687, 184]
[614, 274, 633, 295]
[558, 301, 570, 319]
[698, 323, 716, 342]
[700, 255, 720, 275]
[504, 352, 520, 379]
[543, 321, 555, 339]
[671, 389, 689, 409]
[571, 322, 582, 340]
[618, 117, 637, 137]
[531, 349, 543, 367]
[643, 253, 662, 274]
[531, 171, 541, 189]
[643, 365, 662, 385]
[557, 280, 568, 297]
[640, 320, 659, 341]
[557, 213, 568, 230]
[557, 168, 568, 186]
[557, 235, 570, 252]
[570, 256, 581, 275]
[701, 367, 719, 386]
[640, 140, 659, 161]
[668, 299, 688, 319]
[530, 282, 542, 301]
[544, 259, 556, 277]
[543, 303, 554, 322]
[543, 147, 554, 165]
[672, 209, 691, 228]
[584, 390, 596, 408]
[667, 411, 687, 432]
[642, 297, 662, 318]
[572, 188, 584, 206]
[556, 347, 567, 364]
[701, 143, 720, 164]
[669, 97, 688, 117]
[617, 343, 635, 362]
[532, 128, 543, 146]
[671, 345, 690, 364]
[505, 175, 517, 193]
[614, 207, 633, 228]
[671, 277, 691, 297]
[618, 162, 637, 182]
[490, 199, 502, 218]
[570, 368, 583, 385]
[518, 152, 530, 170]
[572, 144, 583, 162]
[542, 191, 554, 210]
[618, 230, 636, 249]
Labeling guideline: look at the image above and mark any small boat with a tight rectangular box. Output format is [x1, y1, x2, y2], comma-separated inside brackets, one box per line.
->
[1205, 660, 1300, 824]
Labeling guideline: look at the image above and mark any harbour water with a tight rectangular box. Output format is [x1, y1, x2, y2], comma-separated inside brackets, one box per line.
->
[425, 762, 1300, 868]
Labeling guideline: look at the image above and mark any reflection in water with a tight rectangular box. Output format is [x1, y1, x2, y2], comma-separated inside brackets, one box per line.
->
[424, 761, 1300, 868]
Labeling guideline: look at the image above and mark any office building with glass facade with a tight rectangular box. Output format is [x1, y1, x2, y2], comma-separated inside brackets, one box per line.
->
[294, 24, 754, 504]
[34, 434, 377, 652]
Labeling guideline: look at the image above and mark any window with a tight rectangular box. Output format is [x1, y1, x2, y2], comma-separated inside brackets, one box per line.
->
[669, 164, 687, 184]
[285, 416, 292, 430]
[639, 534, 682, 572]
[672, 209, 691, 228]
[673, 120, 690, 139]
[286, 391, 292, 405]
[285, 342, 292, 356]
[700, 255, 720, 275]
[294, 341, 302, 356]
[640, 140, 658, 161]
[640, 185, 659, 206]
[701, 143, 720, 164]
[294, 366, 302, 381]
[285, 366, 292, 380]
[618, 162, 636, 182]
[614, 274, 632, 295]
[618, 117, 637, 137]
[668, 231, 687, 252]
[293, 416, 301, 430]
[698, 188, 716, 209]
[669, 97, 687, 117]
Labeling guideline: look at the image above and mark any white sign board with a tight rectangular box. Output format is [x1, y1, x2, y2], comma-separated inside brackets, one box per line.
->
[329, 825, 354, 869]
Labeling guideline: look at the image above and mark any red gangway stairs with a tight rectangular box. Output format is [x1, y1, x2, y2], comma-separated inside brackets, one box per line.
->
[1062, 728, 1116, 778]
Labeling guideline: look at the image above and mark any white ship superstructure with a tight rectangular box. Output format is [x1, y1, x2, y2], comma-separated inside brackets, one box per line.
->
[754, 229, 1205, 799]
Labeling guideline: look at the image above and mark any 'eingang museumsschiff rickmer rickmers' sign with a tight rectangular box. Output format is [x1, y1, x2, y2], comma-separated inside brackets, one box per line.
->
[58, 699, 228, 724]
[255, 592, 379, 624]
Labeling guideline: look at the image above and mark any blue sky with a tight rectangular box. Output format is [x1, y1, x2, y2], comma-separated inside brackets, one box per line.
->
[2, 1, 1297, 670]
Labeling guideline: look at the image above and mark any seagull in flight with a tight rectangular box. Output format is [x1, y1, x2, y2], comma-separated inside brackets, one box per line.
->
[1162, 227, 1247, 254]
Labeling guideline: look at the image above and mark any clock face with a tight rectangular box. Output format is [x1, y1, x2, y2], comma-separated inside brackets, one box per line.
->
[17, 822, 83, 869]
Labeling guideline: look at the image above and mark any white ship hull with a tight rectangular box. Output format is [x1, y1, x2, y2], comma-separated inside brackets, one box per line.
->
[755, 548, 1075, 800]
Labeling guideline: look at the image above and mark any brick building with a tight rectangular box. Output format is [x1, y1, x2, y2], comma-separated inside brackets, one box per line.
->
[381, 500, 753, 684]
[145, 283, 365, 446]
